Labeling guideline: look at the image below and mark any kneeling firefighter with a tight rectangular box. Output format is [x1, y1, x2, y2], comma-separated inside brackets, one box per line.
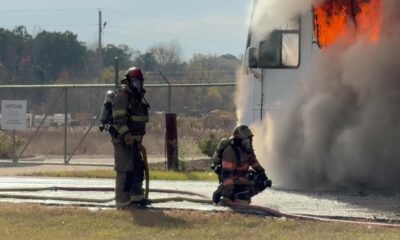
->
[211, 125, 272, 204]
[99, 67, 150, 209]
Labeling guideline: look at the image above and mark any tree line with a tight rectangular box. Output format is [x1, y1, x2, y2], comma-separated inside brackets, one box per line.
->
[0, 26, 241, 115]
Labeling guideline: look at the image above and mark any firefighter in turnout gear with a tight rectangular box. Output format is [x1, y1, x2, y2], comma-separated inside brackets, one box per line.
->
[112, 67, 150, 209]
[212, 125, 271, 204]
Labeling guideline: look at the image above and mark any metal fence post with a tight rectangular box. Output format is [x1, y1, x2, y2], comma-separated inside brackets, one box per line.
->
[114, 57, 119, 90]
[12, 89, 16, 163]
[64, 88, 68, 164]
[165, 113, 178, 171]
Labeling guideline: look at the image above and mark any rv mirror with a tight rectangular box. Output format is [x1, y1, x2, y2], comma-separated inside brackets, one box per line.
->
[258, 31, 282, 68]
[247, 47, 259, 68]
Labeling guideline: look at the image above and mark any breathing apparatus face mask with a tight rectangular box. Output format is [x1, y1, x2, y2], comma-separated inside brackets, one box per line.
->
[129, 78, 144, 93]
[241, 137, 253, 153]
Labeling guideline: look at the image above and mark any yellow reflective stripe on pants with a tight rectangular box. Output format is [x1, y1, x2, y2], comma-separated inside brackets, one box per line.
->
[130, 115, 149, 122]
[130, 194, 145, 202]
[113, 109, 127, 118]
[131, 135, 143, 142]
[117, 126, 129, 135]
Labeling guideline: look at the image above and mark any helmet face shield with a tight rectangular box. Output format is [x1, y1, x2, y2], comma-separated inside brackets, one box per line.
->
[130, 77, 143, 91]
[241, 137, 253, 152]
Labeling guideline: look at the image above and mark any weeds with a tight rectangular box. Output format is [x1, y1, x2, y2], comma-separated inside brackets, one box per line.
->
[0, 131, 24, 159]
[197, 133, 222, 157]
[15, 114, 233, 158]
[22, 170, 218, 181]
[0, 204, 398, 240]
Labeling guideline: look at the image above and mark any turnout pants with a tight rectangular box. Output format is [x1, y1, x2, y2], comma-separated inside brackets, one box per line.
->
[113, 140, 145, 207]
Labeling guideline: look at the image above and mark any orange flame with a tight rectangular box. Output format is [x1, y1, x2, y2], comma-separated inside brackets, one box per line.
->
[356, 0, 382, 43]
[314, 0, 382, 48]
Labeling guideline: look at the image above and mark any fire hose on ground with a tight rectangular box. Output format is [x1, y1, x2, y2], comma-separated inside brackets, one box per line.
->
[0, 144, 213, 205]
[0, 187, 399, 228]
[0, 145, 399, 228]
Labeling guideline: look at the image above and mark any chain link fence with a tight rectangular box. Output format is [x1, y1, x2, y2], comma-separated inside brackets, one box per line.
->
[0, 82, 236, 165]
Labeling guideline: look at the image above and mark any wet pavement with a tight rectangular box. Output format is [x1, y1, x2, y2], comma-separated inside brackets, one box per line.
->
[0, 176, 399, 221]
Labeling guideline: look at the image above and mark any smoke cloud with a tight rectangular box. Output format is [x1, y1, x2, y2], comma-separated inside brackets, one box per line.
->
[251, 0, 323, 40]
[235, 72, 254, 125]
[270, 0, 400, 190]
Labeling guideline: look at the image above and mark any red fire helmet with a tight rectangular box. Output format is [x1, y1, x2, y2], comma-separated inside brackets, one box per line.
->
[121, 67, 144, 84]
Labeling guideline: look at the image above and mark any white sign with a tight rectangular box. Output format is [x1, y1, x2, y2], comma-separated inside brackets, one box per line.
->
[1, 100, 27, 130]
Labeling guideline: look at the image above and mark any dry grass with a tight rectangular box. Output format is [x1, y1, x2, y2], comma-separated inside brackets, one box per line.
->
[22, 170, 218, 181]
[13, 113, 234, 158]
[0, 203, 398, 240]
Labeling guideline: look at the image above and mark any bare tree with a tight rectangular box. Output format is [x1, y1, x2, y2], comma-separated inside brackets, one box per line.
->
[149, 40, 182, 66]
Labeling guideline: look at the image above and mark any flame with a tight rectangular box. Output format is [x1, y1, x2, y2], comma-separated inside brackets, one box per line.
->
[356, 0, 382, 43]
[314, 1, 353, 48]
[314, 0, 382, 48]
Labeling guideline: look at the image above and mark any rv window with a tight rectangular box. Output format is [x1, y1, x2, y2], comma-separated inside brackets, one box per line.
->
[259, 31, 282, 68]
[257, 18, 300, 69]
[282, 33, 299, 67]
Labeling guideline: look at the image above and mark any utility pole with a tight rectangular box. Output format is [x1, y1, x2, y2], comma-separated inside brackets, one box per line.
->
[98, 9, 103, 83]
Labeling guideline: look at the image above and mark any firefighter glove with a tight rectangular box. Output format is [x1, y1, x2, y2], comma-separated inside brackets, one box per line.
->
[123, 133, 135, 145]
[261, 171, 272, 187]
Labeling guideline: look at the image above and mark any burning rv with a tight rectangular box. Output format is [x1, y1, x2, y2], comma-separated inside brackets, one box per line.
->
[242, 0, 382, 124]
[240, 0, 398, 189]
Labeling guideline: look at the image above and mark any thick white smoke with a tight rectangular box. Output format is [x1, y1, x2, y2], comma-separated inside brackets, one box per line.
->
[271, 0, 400, 190]
[251, 0, 323, 40]
[235, 72, 254, 125]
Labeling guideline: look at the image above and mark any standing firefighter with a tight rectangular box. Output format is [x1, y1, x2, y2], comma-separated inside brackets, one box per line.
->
[111, 67, 150, 209]
[211, 125, 271, 204]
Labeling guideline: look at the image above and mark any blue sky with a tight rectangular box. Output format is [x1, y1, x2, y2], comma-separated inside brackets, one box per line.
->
[0, 0, 252, 60]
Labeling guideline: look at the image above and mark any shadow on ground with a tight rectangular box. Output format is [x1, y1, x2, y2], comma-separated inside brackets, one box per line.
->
[130, 208, 190, 228]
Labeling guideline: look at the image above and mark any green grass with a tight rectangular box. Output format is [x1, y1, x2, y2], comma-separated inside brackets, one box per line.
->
[22, 170, 218, 181]
[0, 203, 398, 240]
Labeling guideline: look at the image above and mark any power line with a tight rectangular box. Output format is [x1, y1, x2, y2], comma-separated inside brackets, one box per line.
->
[103, 8, 240, 29]
[106, 25, 243, 44]
[0, 8, 98, 12]
[0, 7, 245, 31]
[103, 30, 160, 44]
[0, 24, 96, 27]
